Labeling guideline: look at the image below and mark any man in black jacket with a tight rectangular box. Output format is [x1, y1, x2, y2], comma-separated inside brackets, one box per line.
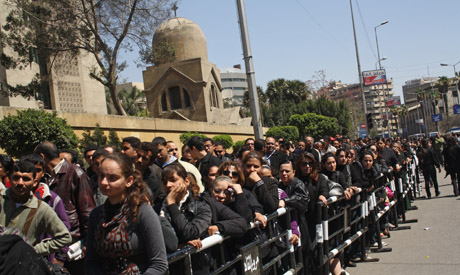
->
[187, 136, 222, 178]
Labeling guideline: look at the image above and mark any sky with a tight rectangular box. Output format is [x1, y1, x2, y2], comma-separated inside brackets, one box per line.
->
[119, 0, 460, 102]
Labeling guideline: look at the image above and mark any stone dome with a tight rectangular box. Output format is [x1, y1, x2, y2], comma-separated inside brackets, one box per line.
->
[153, 17, 208, 65]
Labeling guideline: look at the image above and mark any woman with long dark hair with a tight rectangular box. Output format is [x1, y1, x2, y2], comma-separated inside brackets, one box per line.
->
[85, 153, 168, 274]
[295, 152, 329, 274]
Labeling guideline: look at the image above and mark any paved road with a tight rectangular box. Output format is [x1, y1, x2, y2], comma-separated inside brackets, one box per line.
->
[350, 171, 460, 275]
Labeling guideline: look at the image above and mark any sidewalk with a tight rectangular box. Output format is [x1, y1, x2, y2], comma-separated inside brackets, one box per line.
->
[350, 171, 460, 275]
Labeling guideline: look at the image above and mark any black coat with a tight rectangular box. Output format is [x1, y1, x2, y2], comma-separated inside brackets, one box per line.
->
[244, 176, 280, 214]
[165, 194, 212, 243]
[227, 189, 263, 223]
[350, 161, 378, 189]
[201, 195, 247, 237]
[266, 150, 289, 177]
[443, 145, 460, 173]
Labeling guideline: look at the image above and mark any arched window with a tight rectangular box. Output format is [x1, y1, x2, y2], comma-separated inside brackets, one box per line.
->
[161, 85, 193, 112]
[168, 86, 181, 110]
[161, 92, 167, 112]
[183, 88, 191, 108]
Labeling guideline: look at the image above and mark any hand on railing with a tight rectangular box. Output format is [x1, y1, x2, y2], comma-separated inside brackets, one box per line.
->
[319, 195, 327, 206]
[187, 239, 202, 250]
[289, 233, 299, 245]
[254, 212, 267, 228]
[208, 225, 220, 236]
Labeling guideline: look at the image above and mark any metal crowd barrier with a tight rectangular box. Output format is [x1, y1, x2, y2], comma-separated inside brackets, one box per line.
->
[166, 207, 303, 275]
[315, 167, 420, 274]
[166, 161, 422, 274]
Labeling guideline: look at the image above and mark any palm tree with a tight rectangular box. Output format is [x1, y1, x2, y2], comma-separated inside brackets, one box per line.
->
[266, 78, 288, 105]
[390, 105, 401, 132]
[285, 80, 310, 102]
[399, 104, 409, 136]
[437, 76, 451, 128]
[118, 86, 146, 116]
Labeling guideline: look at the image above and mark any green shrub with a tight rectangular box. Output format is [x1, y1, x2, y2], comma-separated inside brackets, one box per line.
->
[0, 109, 79, 158]
[212, 135, 234, 149]
[232, 140, 245, 154]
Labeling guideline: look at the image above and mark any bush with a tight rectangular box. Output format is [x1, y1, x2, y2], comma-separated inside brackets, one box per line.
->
[265, 126, 299, 142]
[212, 135, 234, 149]
[0, 109, 79, 158]
[179, 132, 207, 145]
[79, 124, 121, 152]
[232, 140, 245, 154]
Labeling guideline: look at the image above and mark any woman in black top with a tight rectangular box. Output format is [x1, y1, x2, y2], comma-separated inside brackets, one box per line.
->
[350, 151, 378, 190]
[242, 151, 279, 224]
[294, 152, 329, 274]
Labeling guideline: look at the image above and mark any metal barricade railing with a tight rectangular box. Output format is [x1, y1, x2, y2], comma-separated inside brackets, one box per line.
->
[166, 207, 303, 275]
[315, 188, 367, 275]
[166, 163, 422, 274]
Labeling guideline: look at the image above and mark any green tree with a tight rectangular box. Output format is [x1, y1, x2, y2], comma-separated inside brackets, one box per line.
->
[79, 123, 107, 152]
[390, 106, 401, 131]
[242, 86, 266, 116]
[0, 109, 78, 158]
[265, 126, 299, 142]
[266, 79, 309, 105]
[1, 0, 172, 115]
[108, 129, 122, 149]
[119, 86, 146, 116]
[288, 113, 339, 141]
[212, 135, 234, 149]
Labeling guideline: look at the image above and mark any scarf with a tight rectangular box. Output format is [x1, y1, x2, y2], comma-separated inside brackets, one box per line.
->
[95, 200, 139, 275]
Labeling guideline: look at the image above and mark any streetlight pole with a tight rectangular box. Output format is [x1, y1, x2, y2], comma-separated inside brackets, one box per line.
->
[349, 0, 369, 136]
[236, 0, 263, 140]
[375, 21, 388, 70]
[374, 21, 391, 137]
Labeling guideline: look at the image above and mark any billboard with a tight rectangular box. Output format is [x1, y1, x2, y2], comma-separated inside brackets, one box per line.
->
[386, 96, 401, 107]
[363, 69, 387, 86]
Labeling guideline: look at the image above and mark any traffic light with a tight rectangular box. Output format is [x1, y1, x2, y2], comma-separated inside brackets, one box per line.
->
[366, 113, 373, 129]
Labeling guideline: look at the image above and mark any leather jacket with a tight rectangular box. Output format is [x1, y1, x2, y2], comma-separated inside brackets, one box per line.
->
[48, 161, 95, 241]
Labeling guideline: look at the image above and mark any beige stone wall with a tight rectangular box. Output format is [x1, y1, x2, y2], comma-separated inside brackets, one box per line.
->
[0, 107, 266, 150]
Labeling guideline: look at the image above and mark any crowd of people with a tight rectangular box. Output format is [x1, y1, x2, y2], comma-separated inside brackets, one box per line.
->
[0, 131, 459, 275]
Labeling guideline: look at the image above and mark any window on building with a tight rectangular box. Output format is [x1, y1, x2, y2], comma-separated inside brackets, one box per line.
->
[183, 88, 191, 108]
[168, 86, 182, 110]
[161, 92, 168, 112]
[210, 85, 218, 109]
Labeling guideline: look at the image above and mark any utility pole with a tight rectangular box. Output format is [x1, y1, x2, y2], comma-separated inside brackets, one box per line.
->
[236, 0, 263, 140]
[349, 0, 368, 136]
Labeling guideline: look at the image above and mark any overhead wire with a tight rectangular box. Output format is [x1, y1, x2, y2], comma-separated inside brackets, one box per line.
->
[355, 0, 377, 60]
[294, 0, 353, 54]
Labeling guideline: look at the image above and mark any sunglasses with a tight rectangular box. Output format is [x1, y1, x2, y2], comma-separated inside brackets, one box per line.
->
[168, 148, 178, 152]
[12, 175, 33, 182]
[303, 161, 313, 167]
[222, 170, 238, 177]
[212, 189, 232, 195]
